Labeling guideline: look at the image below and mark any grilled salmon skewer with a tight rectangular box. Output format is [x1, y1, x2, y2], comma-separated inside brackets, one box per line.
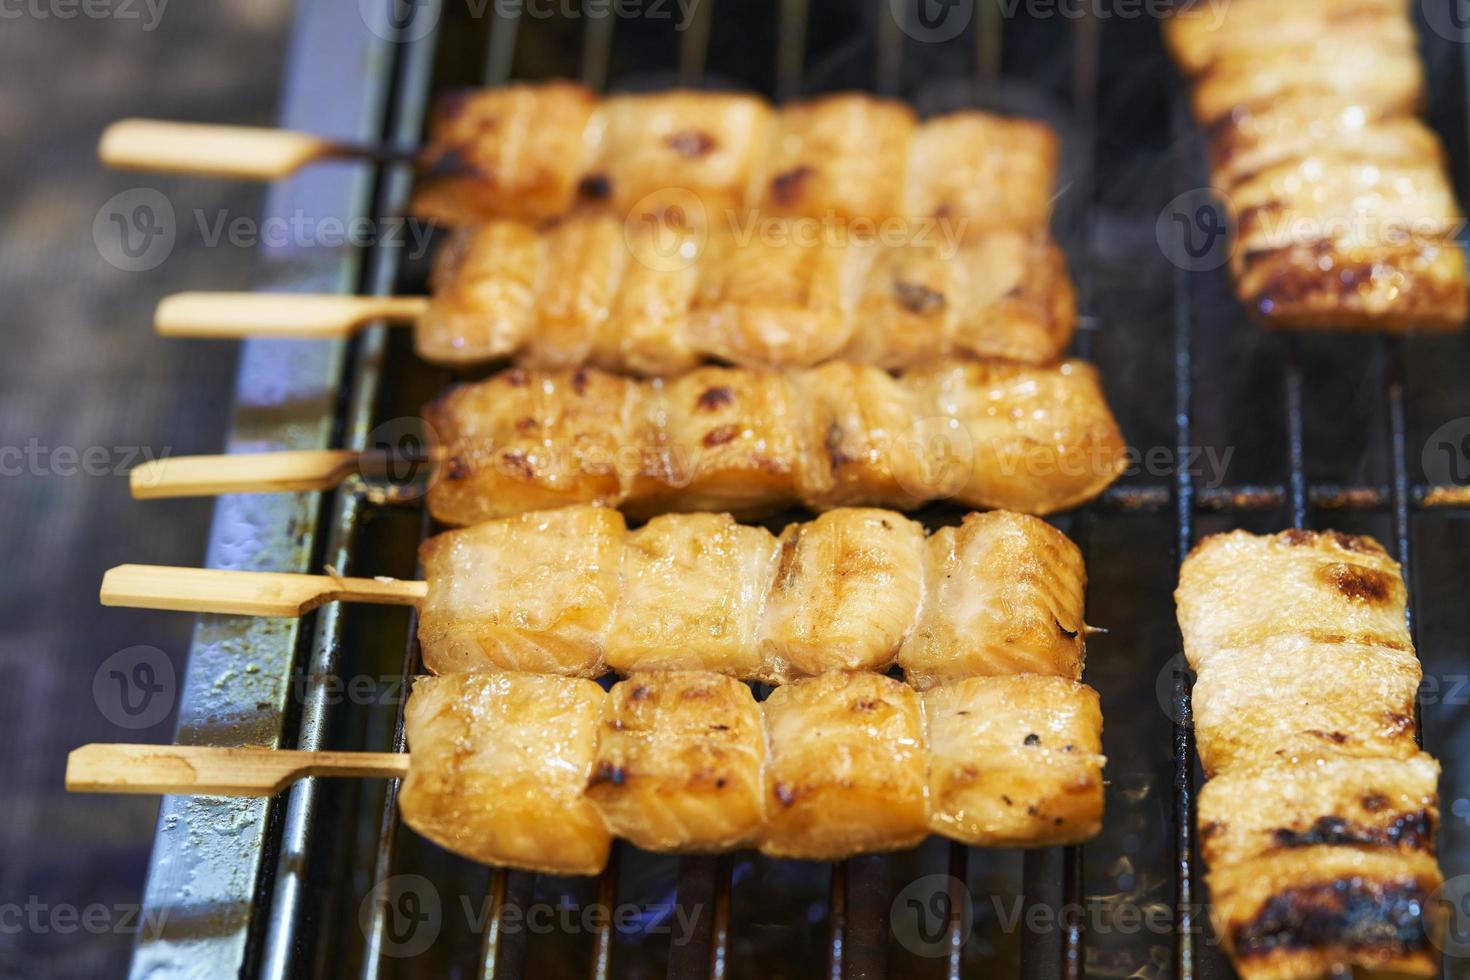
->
[102, 506, 1089, 686]
[103, 83, 1061, 234]
[1175, 529, 1445, 979]
[1163, 0, 1468, 333]
[131, 360, 1126, 520]
[157, 216, 1076, 372]
[69, 669, 1107, 874]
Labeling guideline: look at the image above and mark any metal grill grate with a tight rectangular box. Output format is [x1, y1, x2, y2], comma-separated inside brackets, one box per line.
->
[130, 3, 1470, 979]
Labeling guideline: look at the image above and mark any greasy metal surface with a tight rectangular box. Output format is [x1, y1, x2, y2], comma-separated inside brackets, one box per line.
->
[127, 3, 397, 978]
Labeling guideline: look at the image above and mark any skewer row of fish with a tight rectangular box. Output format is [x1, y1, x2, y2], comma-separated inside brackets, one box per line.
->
[411, 83, 1059, 233]
[1164, 0, 1468, 332]
[423, 359, 1126, 525]
[1176, 529, 1444, 979]
[403, 216, 1075, 373]
[416, 505, 1086, 686]
[400, 667, 1106, 875]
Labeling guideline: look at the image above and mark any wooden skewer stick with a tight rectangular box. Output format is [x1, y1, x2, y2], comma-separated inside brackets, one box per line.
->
[100, 564, 427, 616]
[67, 743, 409, 796]
[156, 292, 430, 340]
[129, 447, 442, 500]
[98, 120, 415, 180]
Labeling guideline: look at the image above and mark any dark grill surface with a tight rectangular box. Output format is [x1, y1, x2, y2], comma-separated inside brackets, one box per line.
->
[133, 3, 1470, 978]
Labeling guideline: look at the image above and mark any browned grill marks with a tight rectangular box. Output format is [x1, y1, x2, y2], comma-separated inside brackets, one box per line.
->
[664, 130, 716, 157]
[1317, 562, 1394, 603]
[770, 165, 813, 204]
[696, 386, 734, 410]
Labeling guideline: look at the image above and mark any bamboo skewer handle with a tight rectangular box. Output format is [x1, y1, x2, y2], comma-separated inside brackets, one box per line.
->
[156, 292, 430, 340]
[99, 120, 345, 180]
[130, 449, 365, 499]
[100, 564, 428, 616]
[67, 744, 410, 796]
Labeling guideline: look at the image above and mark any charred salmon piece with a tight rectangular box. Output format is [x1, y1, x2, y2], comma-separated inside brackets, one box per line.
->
[1163, 0, 1413, 79]
[1206, 846, 1443, 980]
[924, 674, 1104, 847]
[586, 671, 765, 853]
[902, 111, 1059, 234]
[1190, 634, 1422, 776]
[758, 508, 925, 681]
[416, 505, 625, 676]
[759, 671, 928, 860]
[606, 513, 776, 677]
[1175, 528, 1412, 671]
[399, 672, 611, 876]
[1198, 753, 1440, 869]
[413, 82, 600, 225]
[900, 511, 1085, 689]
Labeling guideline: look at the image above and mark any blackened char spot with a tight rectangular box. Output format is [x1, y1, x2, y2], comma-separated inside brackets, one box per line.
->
[1271, 811, 1434, 852]
[893, 279, 946, 315]
[697, 386, 734, 410]
[421, 145, 480, 181]
[445, 456, 472, 481]
[1230, 880, 1432, 959]
[578, 174, 612, 201]
[499, 451, 532, 479]
[775, 783, 797, 806]
[587, 762, 627, 788]
[630, 684, 652, 701]
[571, 368, 590, 396]
[1024, 733, 1041, 746]
[825, 422, 851, 471]
[770, 165, 814, 205]
[1317, 562, 1394, 603]
[664, 130, 716, 157]
[1362, 793, 1390, 812]
[503, 368, 530, 387]
[1056, 618, 1080, 640]
[1306, 729, 1349, 744]
[702, 424, 739, 447]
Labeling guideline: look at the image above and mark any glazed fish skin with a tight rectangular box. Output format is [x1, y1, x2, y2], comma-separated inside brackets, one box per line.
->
[399, 672, 611, 876]
[586, 672, 766, 853]
[606, 512, 776, 677]
[759, 672, 929, 860]
[414, 83, 1059, 236]
[415, 220, 1076, 374]
[1207, 847, 1443, 980]
[416, 505, 624, 676]
[924, 675, 1104, 847]
[1189, 634, 1421, 776]
[425, 362, 1126, 525]
[1175, 529, 1411, 670]
[1198, 753, 1440, 870]
[900, 511, 1086, 689]
[759, 508, 926, 681]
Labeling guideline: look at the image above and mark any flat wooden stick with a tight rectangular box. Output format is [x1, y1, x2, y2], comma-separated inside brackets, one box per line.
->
[156, 292, 430, 340]
[100, 564, 428, 616]
[67, 744, 410, 796]
[130, 449, 365, 499]
[99, 120, 347, 180]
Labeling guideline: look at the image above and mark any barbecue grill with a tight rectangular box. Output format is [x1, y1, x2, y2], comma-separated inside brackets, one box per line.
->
[125, 2, 1470, 978]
